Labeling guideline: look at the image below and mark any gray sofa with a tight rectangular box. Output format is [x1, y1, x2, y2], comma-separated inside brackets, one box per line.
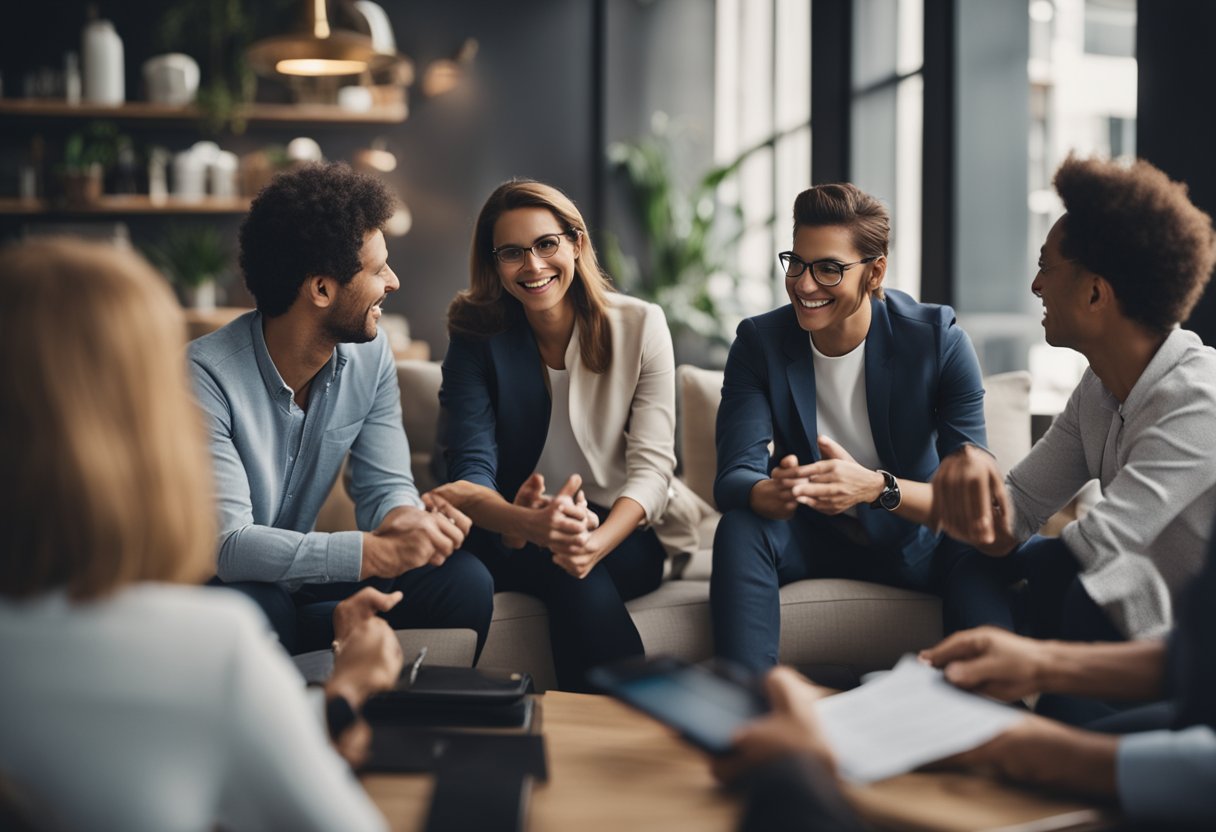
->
[317, 361, 1040, 690]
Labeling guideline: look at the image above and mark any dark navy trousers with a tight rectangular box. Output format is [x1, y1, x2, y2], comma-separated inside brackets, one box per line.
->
[209, 549, 495, 659]
[466, 502, 666, 693]
[710, 507, 1006, 672]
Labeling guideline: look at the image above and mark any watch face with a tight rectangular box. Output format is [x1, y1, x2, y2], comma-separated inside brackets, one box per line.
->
[879, 488, 901, 510]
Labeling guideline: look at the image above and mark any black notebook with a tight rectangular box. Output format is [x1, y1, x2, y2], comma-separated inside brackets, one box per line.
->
[361, 666, 535, 728]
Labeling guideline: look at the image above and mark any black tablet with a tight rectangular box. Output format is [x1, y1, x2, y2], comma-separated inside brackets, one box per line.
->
[588, 656, 769, 755]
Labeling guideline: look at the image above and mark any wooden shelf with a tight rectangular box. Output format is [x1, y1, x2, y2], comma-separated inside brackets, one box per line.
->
[0, 195, 252, 216]
[0, 98, 408, 125]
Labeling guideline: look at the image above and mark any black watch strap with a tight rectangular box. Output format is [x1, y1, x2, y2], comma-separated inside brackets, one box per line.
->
[326, 694, 359, 742]
[869, 470, 901, 511]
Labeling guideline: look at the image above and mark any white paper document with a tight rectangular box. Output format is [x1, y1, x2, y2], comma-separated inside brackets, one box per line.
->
[815, 655, 1027, 783]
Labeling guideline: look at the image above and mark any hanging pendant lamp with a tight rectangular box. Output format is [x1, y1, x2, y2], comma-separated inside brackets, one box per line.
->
[247, 0, 399, 78]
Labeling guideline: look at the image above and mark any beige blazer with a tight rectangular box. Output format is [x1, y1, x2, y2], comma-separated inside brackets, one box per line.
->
[560, 294, 703, 556]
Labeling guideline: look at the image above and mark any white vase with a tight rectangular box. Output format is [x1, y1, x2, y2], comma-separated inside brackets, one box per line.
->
[185, 279, 216, 312]
[82, 18, 125, 105]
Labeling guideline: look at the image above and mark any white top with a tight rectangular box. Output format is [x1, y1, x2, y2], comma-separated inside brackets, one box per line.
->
[811, 335, 881, 517]
[536, 364, 617, 508]
[1007, 328, 1216, 638]
[0, 584, 385, 832]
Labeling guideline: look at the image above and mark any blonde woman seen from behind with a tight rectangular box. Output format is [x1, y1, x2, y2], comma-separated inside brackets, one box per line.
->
[0, 239, 387, 832]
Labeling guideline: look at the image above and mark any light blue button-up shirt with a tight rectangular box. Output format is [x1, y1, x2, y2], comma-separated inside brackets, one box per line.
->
[189, 311, 422, 589]
[1118, 725, 1216, 823]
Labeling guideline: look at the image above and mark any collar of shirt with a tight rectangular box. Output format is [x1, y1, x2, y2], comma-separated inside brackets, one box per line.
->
[248, 311, 347, 409]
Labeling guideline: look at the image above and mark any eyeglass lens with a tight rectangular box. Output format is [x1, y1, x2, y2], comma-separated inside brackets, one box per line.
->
[496, 235, 562, 264]
[780, 254, 844, 284]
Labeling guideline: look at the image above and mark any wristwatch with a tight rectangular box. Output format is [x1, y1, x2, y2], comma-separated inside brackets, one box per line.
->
[869, 470, 902, 511]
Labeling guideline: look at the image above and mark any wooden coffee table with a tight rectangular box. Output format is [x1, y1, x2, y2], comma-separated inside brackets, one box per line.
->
[362, 691, 1112, 832]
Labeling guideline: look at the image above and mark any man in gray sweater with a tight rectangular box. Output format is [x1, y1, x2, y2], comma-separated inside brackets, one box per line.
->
[931, 156, 1216, 652]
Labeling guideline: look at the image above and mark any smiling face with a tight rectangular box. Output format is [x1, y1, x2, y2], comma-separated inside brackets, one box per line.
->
[492, 207, 581, 318]
[785, 223, 884, 355]
[324, 228, 398, 344]
[1031, 216, 1088, 349]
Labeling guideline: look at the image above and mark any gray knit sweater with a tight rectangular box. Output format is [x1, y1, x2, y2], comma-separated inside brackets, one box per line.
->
[1007, 328, 1216, 638]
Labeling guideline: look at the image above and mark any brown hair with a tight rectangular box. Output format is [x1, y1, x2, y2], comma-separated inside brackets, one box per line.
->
[448, 179, 616, 373]
[1054, 155, 1216, 333]
[792, 183, 890, 300]
[0, 239, 215, 600]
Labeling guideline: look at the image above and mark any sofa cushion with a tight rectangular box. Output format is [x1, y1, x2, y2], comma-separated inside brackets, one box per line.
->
[776, 580, 940, 670]
[478, 591, 558, 692]
[677, 365, 723, 509]
[397, 359, 442, 494]
[981, 370, 1032, 474]
[475, 580, 942, 691]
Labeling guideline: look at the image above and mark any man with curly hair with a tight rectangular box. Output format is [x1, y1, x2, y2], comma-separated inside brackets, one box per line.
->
[930, 156, 1216, 710]
[189, 163, 494, 656]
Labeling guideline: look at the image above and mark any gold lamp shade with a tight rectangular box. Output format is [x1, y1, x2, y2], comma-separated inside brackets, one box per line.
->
[247, 0, 403, 78]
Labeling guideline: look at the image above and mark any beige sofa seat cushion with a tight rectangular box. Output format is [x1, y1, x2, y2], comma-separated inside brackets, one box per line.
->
[776, 580, 940, 671]
[478, 592, 558, 692]
[477, 579, 942, 691]
[628, 580, 715, 660]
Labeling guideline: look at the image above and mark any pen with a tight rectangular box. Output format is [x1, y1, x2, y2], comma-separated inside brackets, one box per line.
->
[405, 646, 427, 687]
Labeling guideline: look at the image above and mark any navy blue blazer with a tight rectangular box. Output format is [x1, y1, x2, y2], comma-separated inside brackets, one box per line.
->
[714, 289, 987, 567]
[435, 311, 550, 504]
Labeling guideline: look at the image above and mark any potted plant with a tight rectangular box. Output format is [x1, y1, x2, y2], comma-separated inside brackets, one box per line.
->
[603, 114, 785, 362]
[58, 121, 124, 205]
[156, 0, 260, 134]
[145, 225, 232, 310]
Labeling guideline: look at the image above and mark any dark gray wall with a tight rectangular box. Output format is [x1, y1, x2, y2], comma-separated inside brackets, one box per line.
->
[1137, 0, 1216, 346]
[0, 0, 601, 357]
[372, 0, 598, 354]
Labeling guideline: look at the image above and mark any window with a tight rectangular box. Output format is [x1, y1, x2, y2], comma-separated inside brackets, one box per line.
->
[1026, 0, 1136, 410]
[850, 0, 924, 299]
[714, 0, 811, 319]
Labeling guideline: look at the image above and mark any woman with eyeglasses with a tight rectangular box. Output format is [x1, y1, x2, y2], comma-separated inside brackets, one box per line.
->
[710, 183, 996, 670]
[432, 179, 700, 692]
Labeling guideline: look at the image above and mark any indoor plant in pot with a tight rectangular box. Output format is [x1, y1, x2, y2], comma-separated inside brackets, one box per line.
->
[59, 121, 123, 205]
[145, 224, 231, 311]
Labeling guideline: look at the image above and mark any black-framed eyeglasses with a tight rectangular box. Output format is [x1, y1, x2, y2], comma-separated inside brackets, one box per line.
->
[492, 230, 580, 266]
[778, 251, 880, 287]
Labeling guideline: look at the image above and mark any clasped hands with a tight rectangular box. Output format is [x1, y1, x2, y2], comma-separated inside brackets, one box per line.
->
[927, 444, 1015, 554]
[505, 472, 605, 579]
[359, 494, 472, 580]
[752, 435, 886, 519]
